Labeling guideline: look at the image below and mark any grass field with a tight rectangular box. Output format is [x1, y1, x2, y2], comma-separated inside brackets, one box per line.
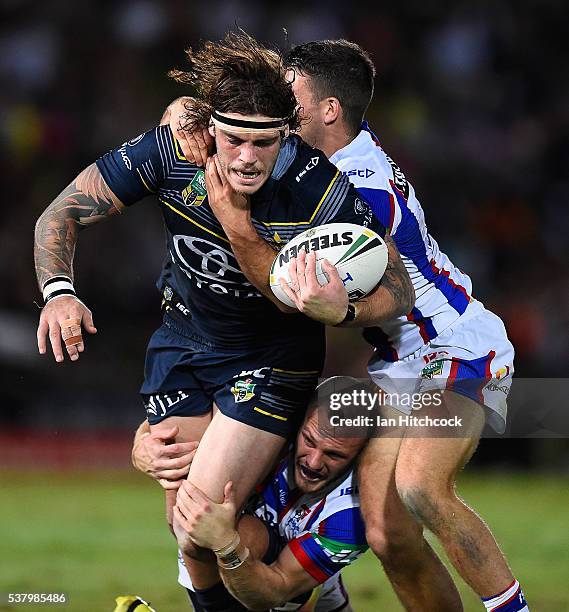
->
[1, 470, 568, 611]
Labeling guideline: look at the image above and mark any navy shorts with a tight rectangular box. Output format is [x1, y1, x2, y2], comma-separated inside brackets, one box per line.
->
[141, 314, 325, 438]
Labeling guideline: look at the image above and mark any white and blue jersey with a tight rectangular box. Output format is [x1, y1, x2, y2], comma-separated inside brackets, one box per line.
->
[253, 456, 367, 583]
[331, 122, 476, 362]
[333, 123, 515, 431]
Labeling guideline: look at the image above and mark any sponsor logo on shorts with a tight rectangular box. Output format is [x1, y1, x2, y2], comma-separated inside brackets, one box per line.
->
[420, 359, 445, 379]
[485, 381, 510, 395]
[495, 366, 511, 380]
[145, 390, 190, 417]
[182, 170, 207, 207]
[231, 378, 256, 403]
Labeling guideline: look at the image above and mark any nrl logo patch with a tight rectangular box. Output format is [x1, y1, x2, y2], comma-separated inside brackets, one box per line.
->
[182, 170, 207, 207]
[231, 378, 256, 403]
[420, 359, 445, 379]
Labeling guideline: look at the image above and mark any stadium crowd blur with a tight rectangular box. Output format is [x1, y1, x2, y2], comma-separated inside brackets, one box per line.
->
[1, 1, 568, 468]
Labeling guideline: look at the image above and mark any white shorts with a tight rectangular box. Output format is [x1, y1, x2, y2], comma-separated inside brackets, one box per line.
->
[368, 302, 515, 433]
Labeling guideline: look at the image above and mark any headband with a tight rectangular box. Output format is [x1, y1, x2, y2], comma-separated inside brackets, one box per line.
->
[211, 110, 289, 137]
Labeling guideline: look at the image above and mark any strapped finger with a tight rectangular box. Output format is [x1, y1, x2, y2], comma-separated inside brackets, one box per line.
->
[60, 318, 83, 361]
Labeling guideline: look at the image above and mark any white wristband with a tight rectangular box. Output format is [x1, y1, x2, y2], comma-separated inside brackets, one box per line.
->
[42, 276, 76, 304]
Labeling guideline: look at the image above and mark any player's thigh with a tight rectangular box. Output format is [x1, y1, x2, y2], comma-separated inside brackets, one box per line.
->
[396, 390, 485, 494]
[150, 412, 211, 443]
[188, 410, 286, 507]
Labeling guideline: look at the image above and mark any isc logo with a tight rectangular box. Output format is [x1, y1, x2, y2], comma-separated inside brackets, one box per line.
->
[295, 156, 320, 182]
[344, 168, 375, 179]
[339, 485, 359, 496]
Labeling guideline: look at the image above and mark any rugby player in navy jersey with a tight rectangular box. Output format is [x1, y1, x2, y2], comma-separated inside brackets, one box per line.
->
[34, 32, 413, 605]
[170, 39, 527, 612]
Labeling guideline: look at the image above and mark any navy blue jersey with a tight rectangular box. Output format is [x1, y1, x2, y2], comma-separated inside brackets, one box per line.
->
[96, 127, 385, 349]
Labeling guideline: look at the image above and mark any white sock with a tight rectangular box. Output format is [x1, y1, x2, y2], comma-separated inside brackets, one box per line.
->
[482, 580, 529, 611]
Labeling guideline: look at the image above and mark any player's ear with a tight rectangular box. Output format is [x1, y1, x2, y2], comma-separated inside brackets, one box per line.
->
[208, 124, 215, 138]
[323, 97, 341, 126]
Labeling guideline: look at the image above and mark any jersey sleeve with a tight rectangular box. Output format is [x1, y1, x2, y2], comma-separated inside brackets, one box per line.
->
[95, 126, 169, 206]
[288, 141, 386, 239]
[286, 506, 368, 583]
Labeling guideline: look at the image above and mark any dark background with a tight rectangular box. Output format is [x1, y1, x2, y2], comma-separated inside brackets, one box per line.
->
[1, 0, 568, 469]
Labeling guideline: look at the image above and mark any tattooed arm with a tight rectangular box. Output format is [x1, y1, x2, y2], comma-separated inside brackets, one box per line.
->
[35, 163, 125, 362]
[280, 235, 415, 326]
[341, 235, 415, 326]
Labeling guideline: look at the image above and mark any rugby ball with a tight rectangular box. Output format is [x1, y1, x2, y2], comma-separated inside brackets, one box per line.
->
[270, 223, 388, 307]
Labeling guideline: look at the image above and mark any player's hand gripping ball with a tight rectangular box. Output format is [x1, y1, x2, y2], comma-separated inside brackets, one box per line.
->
[270, 223, 388, 307]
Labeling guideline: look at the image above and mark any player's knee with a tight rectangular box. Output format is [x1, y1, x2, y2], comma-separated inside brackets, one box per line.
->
[365, 515, 422, 563]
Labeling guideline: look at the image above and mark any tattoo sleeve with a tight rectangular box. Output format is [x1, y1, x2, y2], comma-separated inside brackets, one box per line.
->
[380, 235, 415, 312]
[34, 163, 124, 289]
[345, 235, 415, 327]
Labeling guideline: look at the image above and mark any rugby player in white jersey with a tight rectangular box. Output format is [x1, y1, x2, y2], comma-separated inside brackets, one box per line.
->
[170, 40, 528, 612]
[133, 377, 368, 611]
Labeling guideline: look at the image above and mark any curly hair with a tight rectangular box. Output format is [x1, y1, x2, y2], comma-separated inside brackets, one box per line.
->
[170, 31, 300, 133]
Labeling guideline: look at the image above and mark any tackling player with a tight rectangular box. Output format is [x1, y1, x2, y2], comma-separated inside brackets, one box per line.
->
[170, 39, 528, 612]
[33, 32, 413, 604]
[134, 377, 368, 612]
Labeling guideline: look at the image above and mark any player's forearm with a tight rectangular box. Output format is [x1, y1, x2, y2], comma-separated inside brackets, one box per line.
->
[220, 558, 293, 610]
[344, 237, 415, 327]
[227, 228, 296, 313]
[34, 163, 124, 289]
